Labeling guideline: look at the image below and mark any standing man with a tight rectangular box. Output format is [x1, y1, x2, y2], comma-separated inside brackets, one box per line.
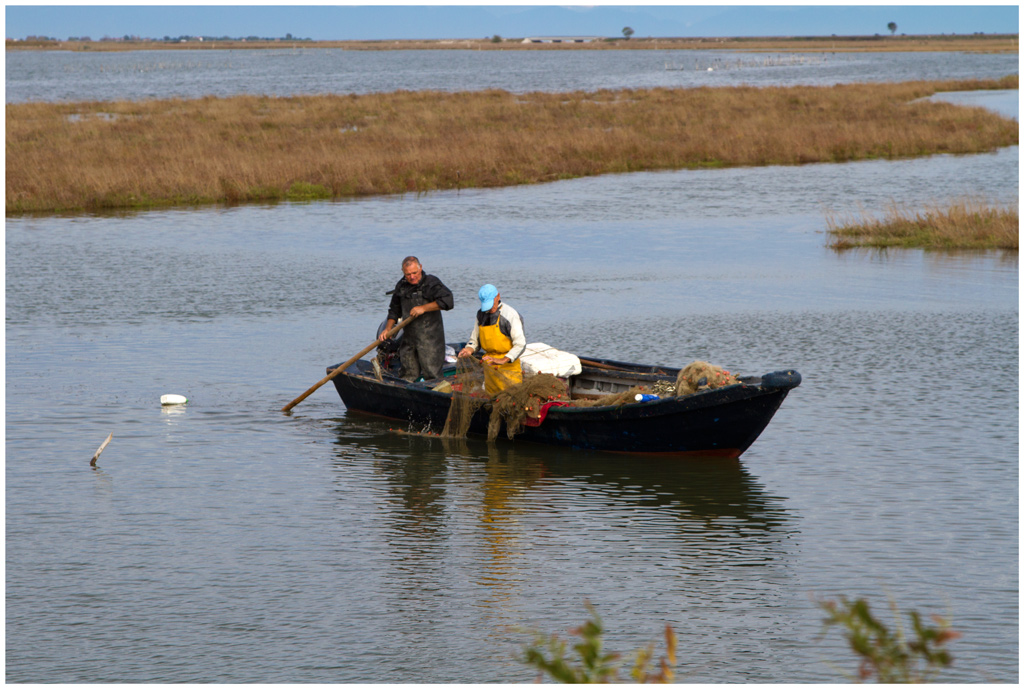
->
[458, 284, 526, 395]
[379, 256, 454, 382]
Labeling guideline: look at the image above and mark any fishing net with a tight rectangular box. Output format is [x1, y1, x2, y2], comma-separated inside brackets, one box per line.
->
[440, 356, 492, 438]
[440, 391, 489, 438]
[439, 355, 741, 441]
[570, 386, 654, 408]
[648, 379, 678, 397]
[487, 372, 569, 440]
[441, 357, 570, 440]
[675, 361, 739, 396]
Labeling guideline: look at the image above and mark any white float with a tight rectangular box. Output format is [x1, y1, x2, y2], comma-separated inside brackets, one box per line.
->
[160, 394, 188, 406]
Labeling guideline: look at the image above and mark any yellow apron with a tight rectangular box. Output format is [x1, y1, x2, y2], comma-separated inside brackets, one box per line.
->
[478, 320, 522, 395]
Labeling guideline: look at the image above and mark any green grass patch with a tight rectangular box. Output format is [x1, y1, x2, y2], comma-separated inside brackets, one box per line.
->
[826, 198, 1018, 251]
[285, 181, 331, 201]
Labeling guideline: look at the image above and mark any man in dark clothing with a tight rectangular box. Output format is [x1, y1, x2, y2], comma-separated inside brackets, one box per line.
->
[378, 256, 454, 382]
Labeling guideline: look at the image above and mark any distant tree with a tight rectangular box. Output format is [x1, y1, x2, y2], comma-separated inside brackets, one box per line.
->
[622, 26, 634, 40]
[491, 34, 502, 43]
[887, 22, 897, 35]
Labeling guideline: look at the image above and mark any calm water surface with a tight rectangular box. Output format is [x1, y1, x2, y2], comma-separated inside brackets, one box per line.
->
[5, 47, 1018, 102]
[5, 56, 1019, 682]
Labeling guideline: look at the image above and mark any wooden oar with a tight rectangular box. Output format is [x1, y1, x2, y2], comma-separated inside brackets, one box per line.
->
[578, 357, 669, 376]
[577, 357, 631, 371]
[281, 314, 418, 412]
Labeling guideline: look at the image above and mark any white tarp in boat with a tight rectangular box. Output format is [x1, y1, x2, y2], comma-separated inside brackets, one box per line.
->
[520, 343, 582, 377]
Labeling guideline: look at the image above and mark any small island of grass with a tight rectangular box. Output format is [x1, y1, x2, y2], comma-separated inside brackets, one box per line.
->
[826, 199, 1019, 251]
[5, 76, 1018, 215]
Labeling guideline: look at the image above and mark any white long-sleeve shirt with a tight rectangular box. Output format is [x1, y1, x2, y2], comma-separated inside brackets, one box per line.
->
[464, 302, 526, 361]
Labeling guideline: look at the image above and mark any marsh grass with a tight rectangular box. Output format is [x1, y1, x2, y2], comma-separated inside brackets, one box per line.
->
[826, 198, 1019, 251]
[6, 77, 1018, 214]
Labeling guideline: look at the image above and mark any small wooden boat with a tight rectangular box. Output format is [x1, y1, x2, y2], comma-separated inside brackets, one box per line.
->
[329, 349, 801, 457]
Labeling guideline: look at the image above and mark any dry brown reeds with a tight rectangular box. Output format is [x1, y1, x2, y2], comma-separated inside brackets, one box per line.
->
[826, 198, 1019, 251]
[6, 77, 1018, 214]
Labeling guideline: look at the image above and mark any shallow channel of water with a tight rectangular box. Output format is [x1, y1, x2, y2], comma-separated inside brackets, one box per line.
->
[6, 47, 1018, 102]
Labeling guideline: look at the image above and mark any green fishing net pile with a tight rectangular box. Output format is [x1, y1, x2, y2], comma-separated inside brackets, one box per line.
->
[439, 357, 739, 440]
[440, 357, 569, 440]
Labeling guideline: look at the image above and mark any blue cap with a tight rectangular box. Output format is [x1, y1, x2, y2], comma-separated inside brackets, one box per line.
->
[478, 284, 498, 311]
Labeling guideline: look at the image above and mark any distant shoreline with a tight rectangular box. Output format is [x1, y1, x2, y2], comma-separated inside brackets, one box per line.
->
[6, 34, 1019, 54]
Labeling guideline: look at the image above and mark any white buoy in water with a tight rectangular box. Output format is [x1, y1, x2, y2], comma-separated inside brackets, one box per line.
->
[161, 394, 188, 406]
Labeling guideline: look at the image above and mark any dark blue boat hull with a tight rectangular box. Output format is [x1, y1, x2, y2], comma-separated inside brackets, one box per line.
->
[330, 358, 800, 457]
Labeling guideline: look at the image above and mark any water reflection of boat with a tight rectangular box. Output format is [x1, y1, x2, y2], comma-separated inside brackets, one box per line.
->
[327, 425, 794, 624]
[331, 429, 785, 527]
[457, 439, 790, 530]
[329, 351, 801, 457]
[328, 430, 791, 569]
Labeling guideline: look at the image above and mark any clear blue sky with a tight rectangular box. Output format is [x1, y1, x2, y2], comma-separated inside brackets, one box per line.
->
[4, 4, 1019, 41]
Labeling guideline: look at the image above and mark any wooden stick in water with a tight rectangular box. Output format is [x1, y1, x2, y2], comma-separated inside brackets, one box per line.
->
[90, 433, 113, 466]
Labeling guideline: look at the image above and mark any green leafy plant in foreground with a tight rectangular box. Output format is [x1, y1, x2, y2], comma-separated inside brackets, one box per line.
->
[521, 602, 676, 683]
[816, 596, 960, 683]
[523, 597, 959, 683]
